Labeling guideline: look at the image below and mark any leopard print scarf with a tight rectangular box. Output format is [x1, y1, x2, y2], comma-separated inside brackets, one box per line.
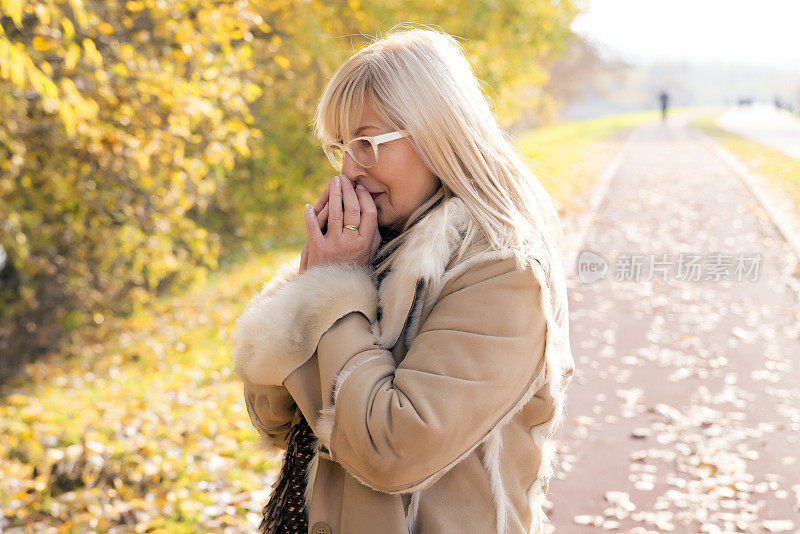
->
[258, 412, 316, 533]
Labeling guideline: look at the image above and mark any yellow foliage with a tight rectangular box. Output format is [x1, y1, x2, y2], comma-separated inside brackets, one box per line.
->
[81, 38, 103, 67]
[2, 0, 23, 28]
[68, 0, 89, 28]
[1, 39, 26, 85]
[58, 102, 77, 136]
[34, 3, 50, 25]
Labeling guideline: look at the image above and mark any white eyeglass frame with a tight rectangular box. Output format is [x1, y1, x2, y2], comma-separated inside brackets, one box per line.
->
[323, 129, 409, 171]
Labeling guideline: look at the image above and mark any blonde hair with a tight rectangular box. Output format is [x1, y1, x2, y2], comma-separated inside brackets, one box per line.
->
[311, 24, 565, 283]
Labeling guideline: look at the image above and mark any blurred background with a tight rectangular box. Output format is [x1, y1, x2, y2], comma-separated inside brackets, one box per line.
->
[1, 0, 799, 532]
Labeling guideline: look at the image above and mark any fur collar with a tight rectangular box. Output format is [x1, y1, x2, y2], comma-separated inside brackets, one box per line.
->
[372, 195, 472, 349]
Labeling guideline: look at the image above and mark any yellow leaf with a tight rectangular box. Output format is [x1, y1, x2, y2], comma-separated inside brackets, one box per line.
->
[33, 36, 50, 52]
[62, 18, 75, 40]
[82, 38, 103, 67]
[60, 77, 78, 98]
[201, 67, 219, 80]
[119, 43, 135, 61]
[0, 39, 7, 78]
[75, 96, 98, 120]
[63, 43, 81, 71]
[233, 139, 250, 157]
[242, 81, 262, 103]
[59, 105, 77, 136]
[274, 55, 289, 70]
[4, 0, 23, 29]
[223, 152, 234, 170]
[27, 67, 60, 113]
[126, 0, 144, 12]
[68, 0, 88, 29]
[6, 393, 27, 406]
[7, 44, 26, 87]
[98, 22, 114, 35]
[34, 3, 50, 25]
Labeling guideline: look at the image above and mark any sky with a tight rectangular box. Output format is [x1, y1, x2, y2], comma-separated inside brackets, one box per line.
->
[571, 0, 800, 73]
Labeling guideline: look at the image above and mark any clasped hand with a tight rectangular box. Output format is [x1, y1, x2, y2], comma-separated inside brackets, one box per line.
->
[299, 175, 382, 274]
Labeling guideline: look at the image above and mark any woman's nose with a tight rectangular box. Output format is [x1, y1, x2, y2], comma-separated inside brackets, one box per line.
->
[341, 151, 364, 180]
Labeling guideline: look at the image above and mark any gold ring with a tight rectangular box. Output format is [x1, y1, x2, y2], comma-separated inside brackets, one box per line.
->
[343, 224, 359, 231]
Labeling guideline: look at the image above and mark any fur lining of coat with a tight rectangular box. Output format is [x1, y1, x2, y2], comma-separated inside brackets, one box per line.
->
[232, 260, 378, 387]
[231, 195, 575, 534]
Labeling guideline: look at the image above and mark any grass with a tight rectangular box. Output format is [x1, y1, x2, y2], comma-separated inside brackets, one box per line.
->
[0, 247, 300, 532]
[0, 109, 663, 532]
[692, 113, 800, 208]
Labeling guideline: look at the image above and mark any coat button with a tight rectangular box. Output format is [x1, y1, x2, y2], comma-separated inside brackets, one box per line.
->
[311, 521, 332, 534]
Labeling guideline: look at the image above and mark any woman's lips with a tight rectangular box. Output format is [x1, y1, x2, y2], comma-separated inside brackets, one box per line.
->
[370, 192, 384, 200]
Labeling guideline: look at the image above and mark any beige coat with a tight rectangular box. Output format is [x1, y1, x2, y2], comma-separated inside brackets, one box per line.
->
[231, 196, 575, 534]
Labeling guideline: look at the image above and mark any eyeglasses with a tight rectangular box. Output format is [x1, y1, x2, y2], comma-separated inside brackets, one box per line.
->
[323, 130, 409, 172]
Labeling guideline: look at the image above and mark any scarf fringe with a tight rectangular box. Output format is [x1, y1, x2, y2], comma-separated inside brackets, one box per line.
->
[258, 414, 316, 533]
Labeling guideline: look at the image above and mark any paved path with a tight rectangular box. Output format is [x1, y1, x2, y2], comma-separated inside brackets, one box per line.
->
[548, 117, 800, 533]
[717, 104, 800, 161]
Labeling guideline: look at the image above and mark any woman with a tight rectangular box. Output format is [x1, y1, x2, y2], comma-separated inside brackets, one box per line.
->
[231, 26, 575, 534]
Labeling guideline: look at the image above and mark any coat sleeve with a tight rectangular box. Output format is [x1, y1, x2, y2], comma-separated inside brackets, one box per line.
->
[313, 256, 548, 494]
[242, 381, 297, 452]
[230, 257, 378, 387]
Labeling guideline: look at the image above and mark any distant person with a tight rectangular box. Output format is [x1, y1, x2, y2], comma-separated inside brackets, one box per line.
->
[659, 90, 669, 121]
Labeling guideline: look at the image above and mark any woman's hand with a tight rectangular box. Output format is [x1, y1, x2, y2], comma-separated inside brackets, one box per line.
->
[302, 175, 381, 271]
[299, 181, 331, 274]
